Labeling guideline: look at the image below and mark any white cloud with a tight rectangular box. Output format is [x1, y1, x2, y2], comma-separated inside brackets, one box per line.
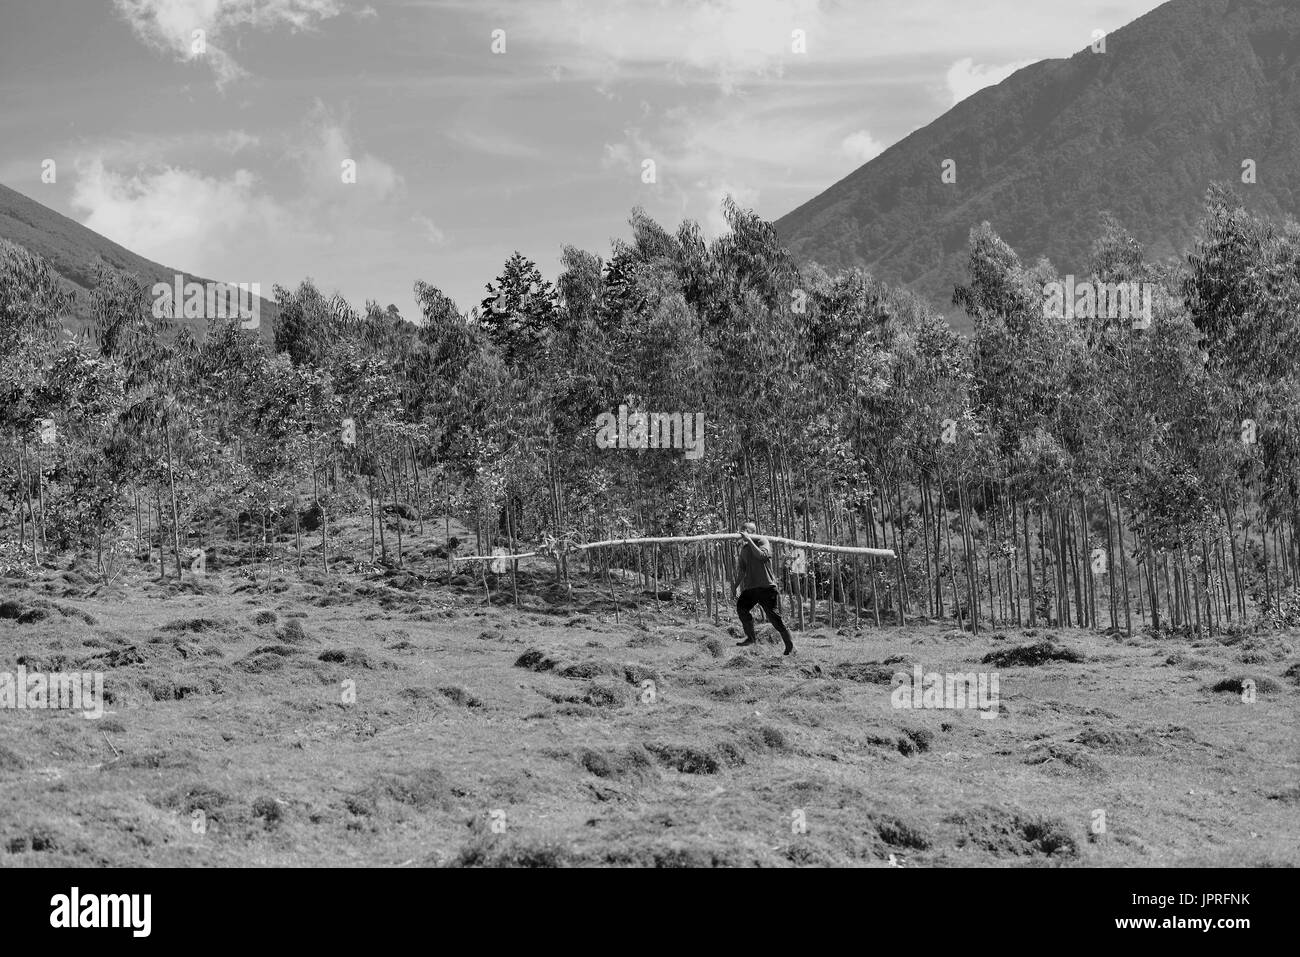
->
[702, 182, 760, 238]
[289, 101, 402, 203]
[446, 128, 543, 160]
[840, 129, 885, 164]
[64, 102, 404, 289]
[477, 0, 827, 93]
[413, 214, 446, 245]
[945, 56, 1038, 105]
[65, 130, 262, 168]
[112, 0, 347, 85]
[70, 158, 294, 276]
[600, 128, 658, 176]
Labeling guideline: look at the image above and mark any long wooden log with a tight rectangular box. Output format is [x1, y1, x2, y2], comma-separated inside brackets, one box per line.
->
[454, 533, 895, 563]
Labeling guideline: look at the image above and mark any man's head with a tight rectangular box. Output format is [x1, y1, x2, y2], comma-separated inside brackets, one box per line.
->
[741, 521, 757, 535]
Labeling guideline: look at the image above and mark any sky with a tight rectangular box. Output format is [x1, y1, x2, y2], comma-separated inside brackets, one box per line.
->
[0, 0, 1169, 320]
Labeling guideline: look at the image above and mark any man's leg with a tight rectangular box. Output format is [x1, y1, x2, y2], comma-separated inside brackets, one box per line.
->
[759, 587, 795, 654]
[736, 589, 761, 645]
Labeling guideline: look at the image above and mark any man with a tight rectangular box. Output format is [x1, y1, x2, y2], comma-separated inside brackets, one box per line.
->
[733, 521, 795, 656]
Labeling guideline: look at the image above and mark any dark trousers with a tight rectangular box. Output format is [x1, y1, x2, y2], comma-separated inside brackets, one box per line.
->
[737, 586, 793, 646]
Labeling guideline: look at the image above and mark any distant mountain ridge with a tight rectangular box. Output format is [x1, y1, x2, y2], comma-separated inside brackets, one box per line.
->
[775, 0, 1300, 330]
[0, 182, 277, 340]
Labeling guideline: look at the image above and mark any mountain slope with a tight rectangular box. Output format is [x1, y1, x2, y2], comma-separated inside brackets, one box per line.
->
[775, 0, 1300, 330]
[0, 182, 277, 340]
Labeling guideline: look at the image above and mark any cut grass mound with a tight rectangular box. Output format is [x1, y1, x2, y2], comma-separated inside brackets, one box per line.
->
[1071, 726, 1151, 755]
[276, 619, 315, 644]
[317, 647, 374, 669]
[546, 679, 633, 709]
[873, 813, 933, 850]
[559, 660, 623, 680]
[446, 834, 769, 868]
[1022, 743, 1108, 777]
[946, 807, 1079, 859]
[439, 685, 484, 708]
[155, 783, 240, 828]
[983, 641, 1086, 667]
[238, 650, 295, 674]
[0, 596, 97, 626]
[515, 648, 562, 672]
[447, 838, 577, 868]
[645, 725, 791, 775]
[829, 662, 901, 684]
[361, 765, 457, 812]
[160, 617, 232, 635]
[579, 745, 656, 781]
[645, 743, 725, 774]
[1208, 675, 1284, 696]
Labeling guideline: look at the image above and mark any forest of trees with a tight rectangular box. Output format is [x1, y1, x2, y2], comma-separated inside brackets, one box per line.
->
[3, 184, 1299, 639]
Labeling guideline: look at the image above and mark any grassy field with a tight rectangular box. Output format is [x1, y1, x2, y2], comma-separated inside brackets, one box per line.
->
[2, 516, 1297, 868]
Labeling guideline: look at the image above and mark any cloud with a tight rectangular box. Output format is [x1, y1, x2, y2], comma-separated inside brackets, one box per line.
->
[112, 0, 347, 85]
[65, 130, 262, 169]
[65, 102, 405, 289]
[945, 56, 1038, 105]
[469, 0, 826, 94]
[288, 101, 402, 203]
[413, 214, 446, 245]
[702, 182, 760, 238]
[446, 127, 543, 160]
[600, 128, 659, 177]
[70, 158, 295, 278]
[840, 130, 885, 164]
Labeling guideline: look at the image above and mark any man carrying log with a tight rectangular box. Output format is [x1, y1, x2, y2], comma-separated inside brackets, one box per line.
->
[733, 521, 795, 656]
